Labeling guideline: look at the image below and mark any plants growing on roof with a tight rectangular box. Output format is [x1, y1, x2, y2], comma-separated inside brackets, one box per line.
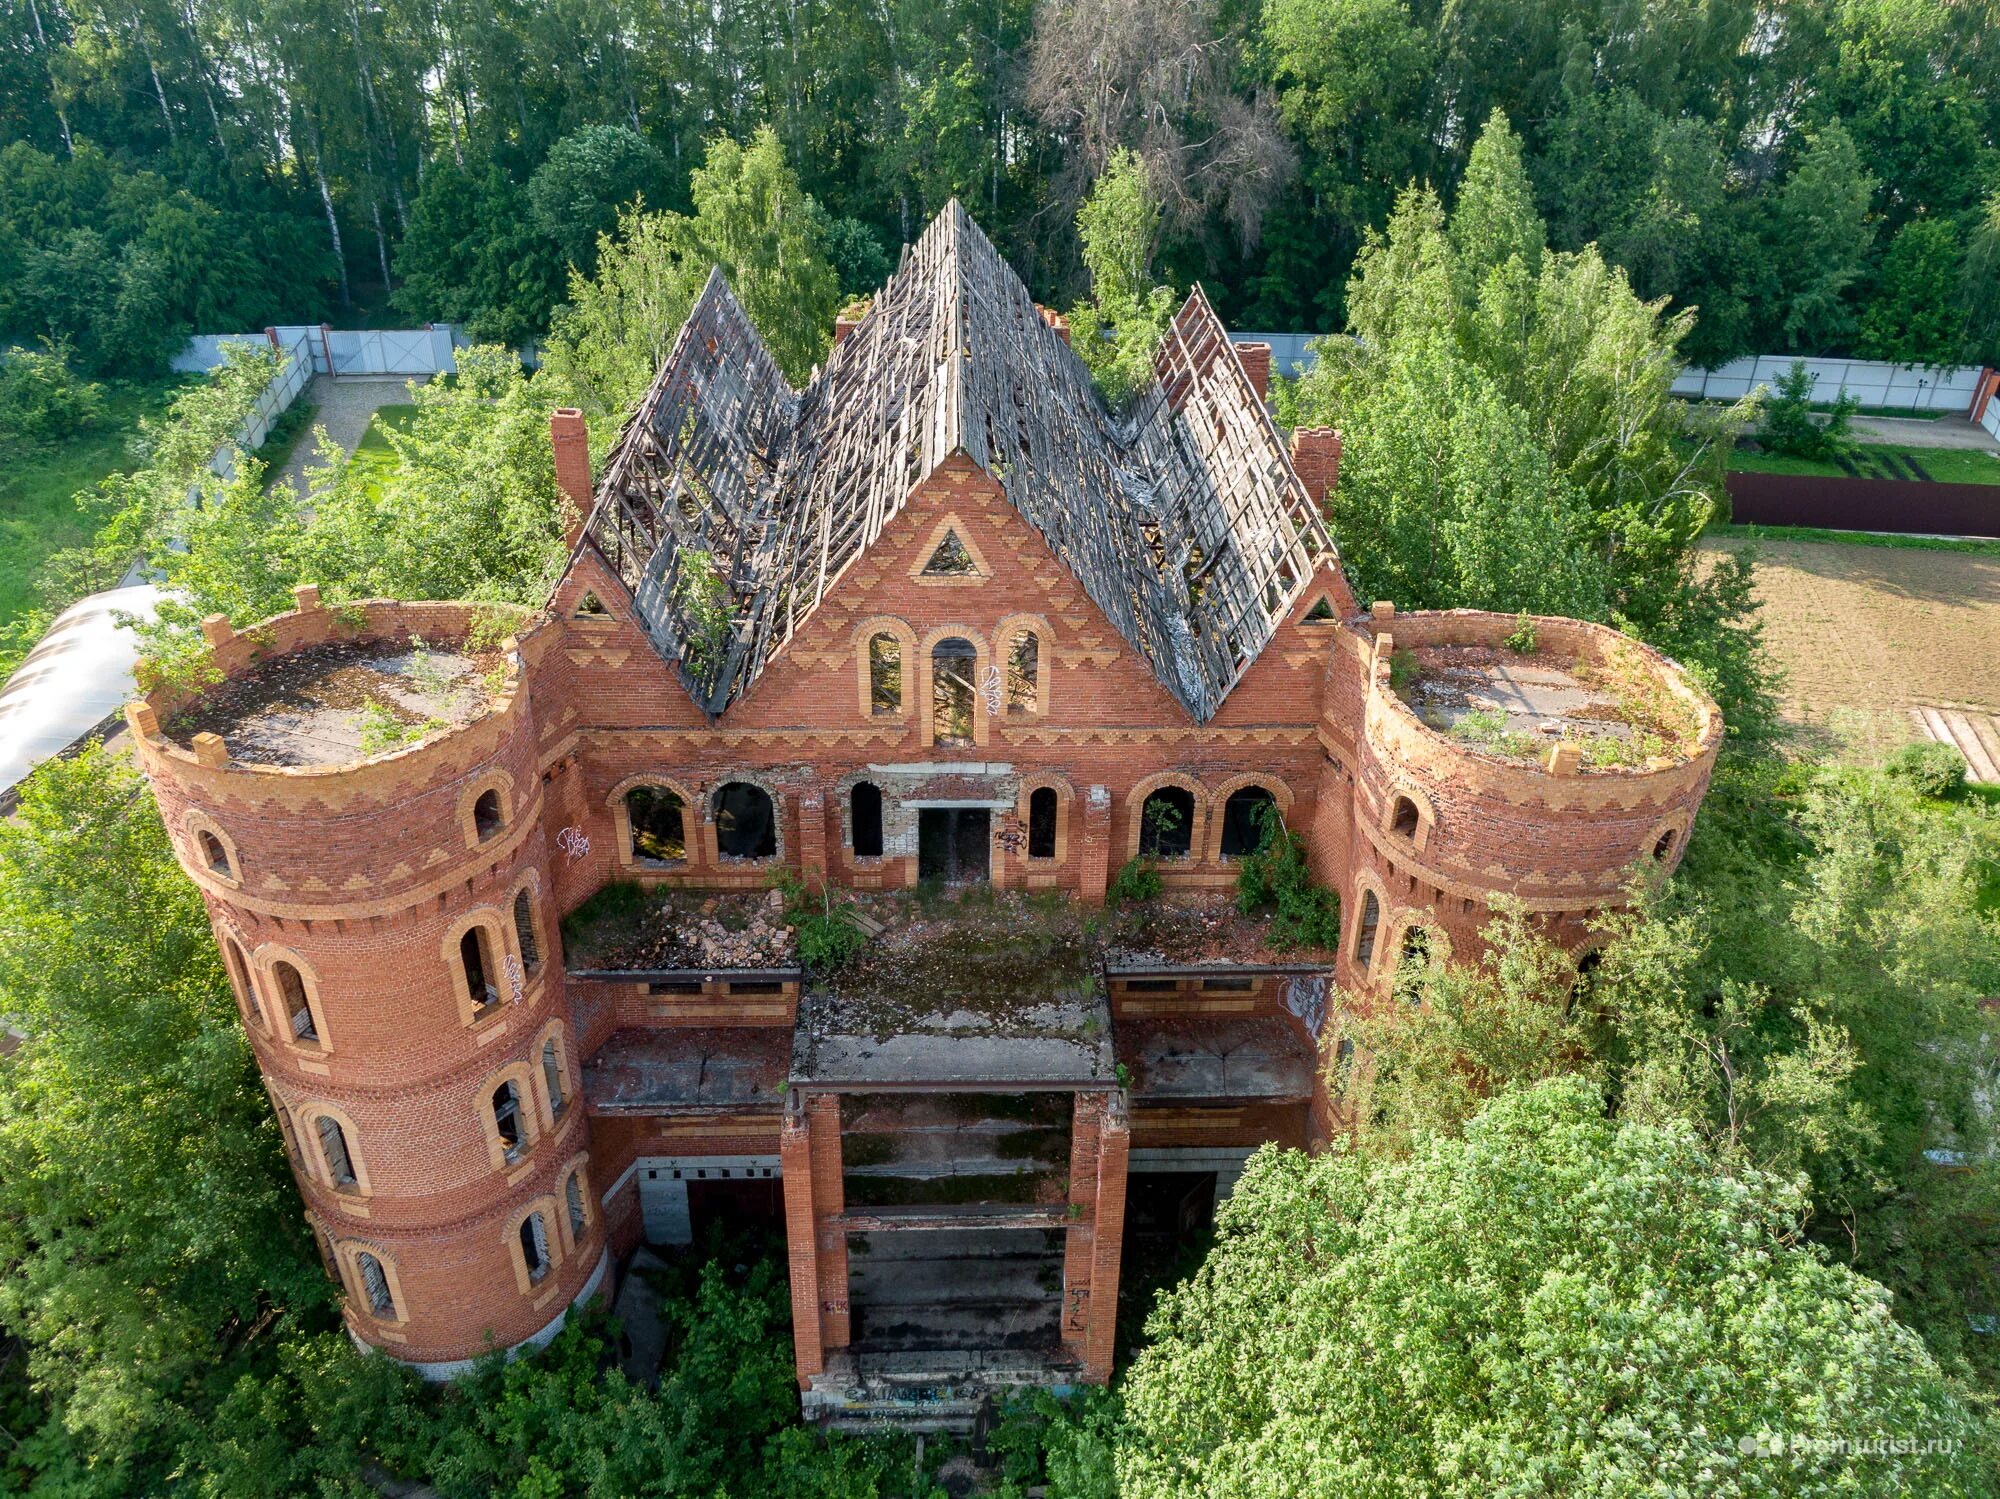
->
[1234, 801, 1342, 951]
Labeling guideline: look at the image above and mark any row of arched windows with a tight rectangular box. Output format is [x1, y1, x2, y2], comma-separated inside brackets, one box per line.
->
[219, 886, 548, 1049]
[624, 781, 779, 867]
[320, 1158, 593, 1325]
[861, 619, 1049, 745]
[1134, 781, 1281, 862]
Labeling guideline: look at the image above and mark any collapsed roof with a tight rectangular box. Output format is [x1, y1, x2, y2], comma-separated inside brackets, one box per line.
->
[582, 200, 1336, 722]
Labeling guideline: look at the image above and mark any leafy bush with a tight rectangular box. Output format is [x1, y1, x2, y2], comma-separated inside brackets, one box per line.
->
[1110, 856, 1163, 904]
[1234, 802, 1342, 950]
[1889, 740, 1968, 799]
[773, 868, 868, 972]
[0, 342, 105, 444]
[1759, 359, 1859, 461]
[1503, 611, 1537, 654]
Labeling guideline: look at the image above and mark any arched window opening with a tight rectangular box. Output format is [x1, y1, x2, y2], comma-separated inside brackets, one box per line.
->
[627, 786, 686, 863]
[473, 789, 504, 842]
[519, 1212, 551, 1282]
[1028, 787, 1058, 860]
[1220, 786, 1278, 857]
[542, 1039, 566, 1117]
[1355, 891, 1382, 970]
[461, 927, 499, 1013]
[851, 782, 884, 858]
[868, 634, 902, 714]
[493, 1081, 526, 1162]
[1400, 926, 1432, 976]
[566, 1171, 587, 1242]
[1569, 949, 1603, 1012]
[713, 782, 777, 859]
[317, 1115, 358, 1190]
[1005, 630, 1039, 714]
[356, 1251, 396, 1317]
[1653, 829, 1676, 861]
[198, 829, 231, 876]
[1391, 796, 1420, 839]
[1139, 787, 1195, 859]
[931, 637, 977, 745]
[273, 1101, 301, 1161]
[227, 940, 264, 1032]
[275, 962, 316, 1042]
[514, 889, 541, 972]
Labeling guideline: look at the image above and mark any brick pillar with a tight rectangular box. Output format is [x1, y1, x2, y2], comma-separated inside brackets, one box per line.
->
[550, 408, 593, 547]
[807, 1093, 850, 1354]
[780, 1098, 824, 1386]
[1236, 341, 1271, 403]
[797, 787, 828, 883]
[1289, 426, 1342, 506]
[1060, 1092, 1103, 1364]
[1078, 785, 1112, 907]
[1083, 1093, 1129, 1381]
[834, 310, 864, 344]
[1039, 306, 1072, 345]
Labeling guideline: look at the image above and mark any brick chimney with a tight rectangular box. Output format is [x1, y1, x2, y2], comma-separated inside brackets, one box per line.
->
[1289, 426, 1342, 505]
[1236, 342, 1271, 403]
[1037, 306, 1072, 346]
[834, 299, 870, 345]
[550, 408, 592, 547]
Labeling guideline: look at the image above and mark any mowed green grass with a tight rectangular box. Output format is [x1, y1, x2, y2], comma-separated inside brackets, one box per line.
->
[1728, 442, 2000, 485]
[0, 376, 197, 629]
[344, 403, 421, 495]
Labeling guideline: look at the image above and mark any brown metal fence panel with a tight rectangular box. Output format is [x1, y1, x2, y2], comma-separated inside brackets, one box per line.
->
[1724, 471, 2000, 538]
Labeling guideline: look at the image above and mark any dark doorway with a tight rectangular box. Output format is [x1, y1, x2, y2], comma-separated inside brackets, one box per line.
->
[686, 1176, 784, 1241]
[918, 807, 990, 884]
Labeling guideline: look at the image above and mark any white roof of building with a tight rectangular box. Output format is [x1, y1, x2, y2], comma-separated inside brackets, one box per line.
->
[0, 584, 159, 802]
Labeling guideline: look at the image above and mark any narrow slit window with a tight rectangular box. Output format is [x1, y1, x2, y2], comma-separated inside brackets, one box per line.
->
[462, 927, 498, 1012]
[275, 962, 316, 1042]
[1006, 630, 1039, 714]
[1401, 926, 1432, 970]
[1355, 891, 1382, 969]
[627, 786, 686, 863]
[931, 637, 977, 744]
[228, 940, 264, 1032]
[198, 829, 231, 876]
[520, 1212, 550, 1282]
[493, 1081, 525, 1162]
[542, 1039, 565, 1117]
[1028, 787, 1057, 859]
[851, 782, 884, 857]
[566, 1171, 587, 1242]
[1391, 796, 1420, 839]
[514, 889, 541, 972]
[473, 789, 504, 841]
[1653, 829, 1676, 861]
[356, 1251, 396, 1317]
[317, 1115, 358, 1190]
[868, 634, 902, 714]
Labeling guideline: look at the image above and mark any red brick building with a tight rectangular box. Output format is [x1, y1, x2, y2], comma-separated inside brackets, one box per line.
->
[127, 204, 1721, 1418]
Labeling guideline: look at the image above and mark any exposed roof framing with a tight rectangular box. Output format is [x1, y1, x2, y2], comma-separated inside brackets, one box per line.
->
[582, 200, 1337, 721]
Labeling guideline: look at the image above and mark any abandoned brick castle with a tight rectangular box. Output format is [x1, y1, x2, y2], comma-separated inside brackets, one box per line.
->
[127, 203, 1722, 1419]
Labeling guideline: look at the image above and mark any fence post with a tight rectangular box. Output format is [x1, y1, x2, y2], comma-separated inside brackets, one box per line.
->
[320, 324, 334, 377]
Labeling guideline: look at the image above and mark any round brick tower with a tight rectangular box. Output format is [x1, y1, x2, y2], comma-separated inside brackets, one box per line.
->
[127, 589, 603, 1375]
[1328, 605, 1724, 991]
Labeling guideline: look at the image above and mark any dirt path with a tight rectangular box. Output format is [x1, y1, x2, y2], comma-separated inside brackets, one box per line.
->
[273, 375, 426, 498]
[1847, 414, 2000, 451]
[1705, 536, 2000, 769]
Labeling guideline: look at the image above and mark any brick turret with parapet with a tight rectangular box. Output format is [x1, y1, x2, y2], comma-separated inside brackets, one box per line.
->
[129, 202, 1720, 1417]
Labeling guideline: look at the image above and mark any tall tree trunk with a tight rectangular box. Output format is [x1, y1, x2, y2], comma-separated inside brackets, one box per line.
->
[131, 8, 176, 140]
[24, 0, 74, 153]
[307, 118, 351, 305]
[372, 199, 392, 289]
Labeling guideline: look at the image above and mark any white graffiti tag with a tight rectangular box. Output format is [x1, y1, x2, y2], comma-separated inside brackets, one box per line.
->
[556, 825, 591, 863]
[981, 663, 1005, 716]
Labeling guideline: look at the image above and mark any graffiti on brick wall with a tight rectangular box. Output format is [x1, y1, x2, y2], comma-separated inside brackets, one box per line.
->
[1066, 1283, 1090, 1333]
[1284, 973, 1327, 1037]
[557, 825, 591, 862]
[505, 953, 525, 1003]
[981, 663, 1005, 716]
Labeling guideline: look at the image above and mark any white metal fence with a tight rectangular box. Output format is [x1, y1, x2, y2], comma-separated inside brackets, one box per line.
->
[1670, 355, 1988, 412]
[174, 323, 467, 379]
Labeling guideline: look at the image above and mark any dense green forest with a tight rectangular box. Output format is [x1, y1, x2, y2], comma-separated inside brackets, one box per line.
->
[3, 0, 1999, 373]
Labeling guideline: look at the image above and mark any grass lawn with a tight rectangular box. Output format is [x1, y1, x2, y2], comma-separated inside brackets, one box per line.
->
[1709, 522, 2000, 556]
[1728, 442, 2000, 485]
[345, 404, 420, 495]
[0, 376, 198, 630]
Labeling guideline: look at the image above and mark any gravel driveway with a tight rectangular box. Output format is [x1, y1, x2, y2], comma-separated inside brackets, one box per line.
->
[1846, 414, 2000, 451]
[273, 374, 429, 497]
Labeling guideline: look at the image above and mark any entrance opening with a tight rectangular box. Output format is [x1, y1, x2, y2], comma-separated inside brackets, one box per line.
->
[917, 807, 990, 884]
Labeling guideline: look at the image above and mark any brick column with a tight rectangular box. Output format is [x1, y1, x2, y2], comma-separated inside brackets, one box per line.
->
[808, 1094, 850, 1354]
[1236, 341, 1271, 403]
[780, 1097, 823, 1386]
[1078, 785, 1112, 907]
[797, 787, 828, 882]
[1060, 1092, 1103, 1363]
[550, 408, 593, 547]
[1082, 1092, 1129, 1381]
[1289, 426, 1342, 506]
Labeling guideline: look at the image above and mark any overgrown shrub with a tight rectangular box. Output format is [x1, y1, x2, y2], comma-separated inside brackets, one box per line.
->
[0, 342, 105, 443]
[1235, 802, 1343, 950]
[1110, 856, 1163, 904]
[1889, 740, 1968, 799]
[773, 868, 868, 972]
[1759, 359, 1859, 461]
